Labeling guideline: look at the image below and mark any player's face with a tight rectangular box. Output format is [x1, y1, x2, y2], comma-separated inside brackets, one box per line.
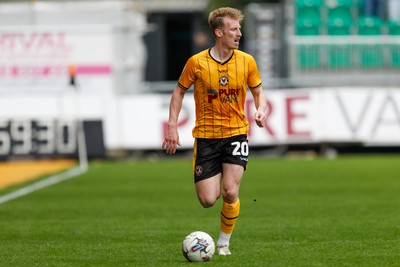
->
[220, 17, 242, 50]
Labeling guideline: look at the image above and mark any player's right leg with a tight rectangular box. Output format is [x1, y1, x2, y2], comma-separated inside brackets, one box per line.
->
[195, 174, 221, 208]
[193, 138, 222, 208]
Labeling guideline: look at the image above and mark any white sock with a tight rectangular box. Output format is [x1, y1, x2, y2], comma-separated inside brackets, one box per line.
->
[216, 230, 231, 247]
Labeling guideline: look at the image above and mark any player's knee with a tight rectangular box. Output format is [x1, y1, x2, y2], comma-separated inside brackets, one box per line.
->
[222, 189, 238, 204]
[200, 201, 213, 208]
[199, 195, 219, 208]
[199, 199, 215, 208]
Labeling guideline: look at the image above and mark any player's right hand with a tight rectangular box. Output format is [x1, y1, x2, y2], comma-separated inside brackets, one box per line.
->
[162, 128, 181, 154]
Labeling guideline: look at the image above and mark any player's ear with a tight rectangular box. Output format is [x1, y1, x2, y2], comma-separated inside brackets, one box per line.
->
[215, 28, 223, 38]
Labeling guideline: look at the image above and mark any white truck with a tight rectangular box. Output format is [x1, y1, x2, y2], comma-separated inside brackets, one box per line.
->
[0, 1, 149, 160]
[0, 1, 148, 94]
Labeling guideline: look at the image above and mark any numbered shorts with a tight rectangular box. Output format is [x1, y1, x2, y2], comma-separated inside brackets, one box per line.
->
[192, 134, 249, 183]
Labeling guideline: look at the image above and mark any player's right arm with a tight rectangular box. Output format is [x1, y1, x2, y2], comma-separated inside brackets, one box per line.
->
[162, 84, 186, 154]
[163, 55, 196, 154]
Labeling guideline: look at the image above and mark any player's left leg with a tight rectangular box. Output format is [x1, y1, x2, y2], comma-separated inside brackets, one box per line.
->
[216, 163, 244, 255]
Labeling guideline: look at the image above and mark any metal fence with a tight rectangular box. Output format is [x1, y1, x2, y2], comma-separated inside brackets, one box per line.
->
[288, 36, 400, 87]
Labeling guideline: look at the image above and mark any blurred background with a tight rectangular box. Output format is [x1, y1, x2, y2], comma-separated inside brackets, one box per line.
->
[0, 0, 399, 164]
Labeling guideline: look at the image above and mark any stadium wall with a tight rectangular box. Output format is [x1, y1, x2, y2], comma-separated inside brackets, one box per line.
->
[1, 87, 400, 159]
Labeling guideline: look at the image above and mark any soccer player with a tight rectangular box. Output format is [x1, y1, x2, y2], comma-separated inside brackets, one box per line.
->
[162, 7, 267, 256]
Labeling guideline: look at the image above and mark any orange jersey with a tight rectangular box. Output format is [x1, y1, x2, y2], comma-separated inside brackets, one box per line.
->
[178, 49, 262, 139]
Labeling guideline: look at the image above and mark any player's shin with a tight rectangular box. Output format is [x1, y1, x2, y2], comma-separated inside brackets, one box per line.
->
[217, 199, 240, 247]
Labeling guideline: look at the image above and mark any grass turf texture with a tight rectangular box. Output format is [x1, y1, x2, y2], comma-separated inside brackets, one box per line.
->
[0, 155, 400, 266]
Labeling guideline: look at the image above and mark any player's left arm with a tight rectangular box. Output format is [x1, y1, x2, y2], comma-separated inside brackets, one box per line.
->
[247, 54, 267, 128]
[250, 85, 267, 128]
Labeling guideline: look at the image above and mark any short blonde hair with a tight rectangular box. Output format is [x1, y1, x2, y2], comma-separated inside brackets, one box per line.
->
[208, 7, 244, 37]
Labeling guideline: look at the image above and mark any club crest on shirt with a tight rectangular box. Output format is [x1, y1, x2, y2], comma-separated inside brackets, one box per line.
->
[195, 165, 203, 176]
[219, 76, 229, 86]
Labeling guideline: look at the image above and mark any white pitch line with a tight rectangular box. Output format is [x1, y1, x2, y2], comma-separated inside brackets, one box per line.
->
[0, 166, 86, 205]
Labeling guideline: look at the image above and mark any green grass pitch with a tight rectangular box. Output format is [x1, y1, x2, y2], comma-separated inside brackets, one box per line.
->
[1, 155, 400, 266]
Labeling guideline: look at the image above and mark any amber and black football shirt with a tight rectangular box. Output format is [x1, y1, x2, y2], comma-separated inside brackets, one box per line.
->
[178, 49, 262, 139]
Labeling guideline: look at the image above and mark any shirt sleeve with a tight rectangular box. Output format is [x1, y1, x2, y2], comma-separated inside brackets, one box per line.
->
[247, 55, 262, 89]
[178, 56, 197, 90]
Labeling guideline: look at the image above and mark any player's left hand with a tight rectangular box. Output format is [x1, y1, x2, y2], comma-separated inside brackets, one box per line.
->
[254, 110, 266, 128]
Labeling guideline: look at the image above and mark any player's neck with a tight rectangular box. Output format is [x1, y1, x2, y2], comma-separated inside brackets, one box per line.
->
[210, 46, 233, 63]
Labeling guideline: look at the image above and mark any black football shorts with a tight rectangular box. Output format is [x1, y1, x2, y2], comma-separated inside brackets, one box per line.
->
[193, 134, 249, 183]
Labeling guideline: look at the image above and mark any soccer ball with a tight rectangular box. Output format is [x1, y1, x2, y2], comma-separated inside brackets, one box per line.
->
[181, 231, 215, 262]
